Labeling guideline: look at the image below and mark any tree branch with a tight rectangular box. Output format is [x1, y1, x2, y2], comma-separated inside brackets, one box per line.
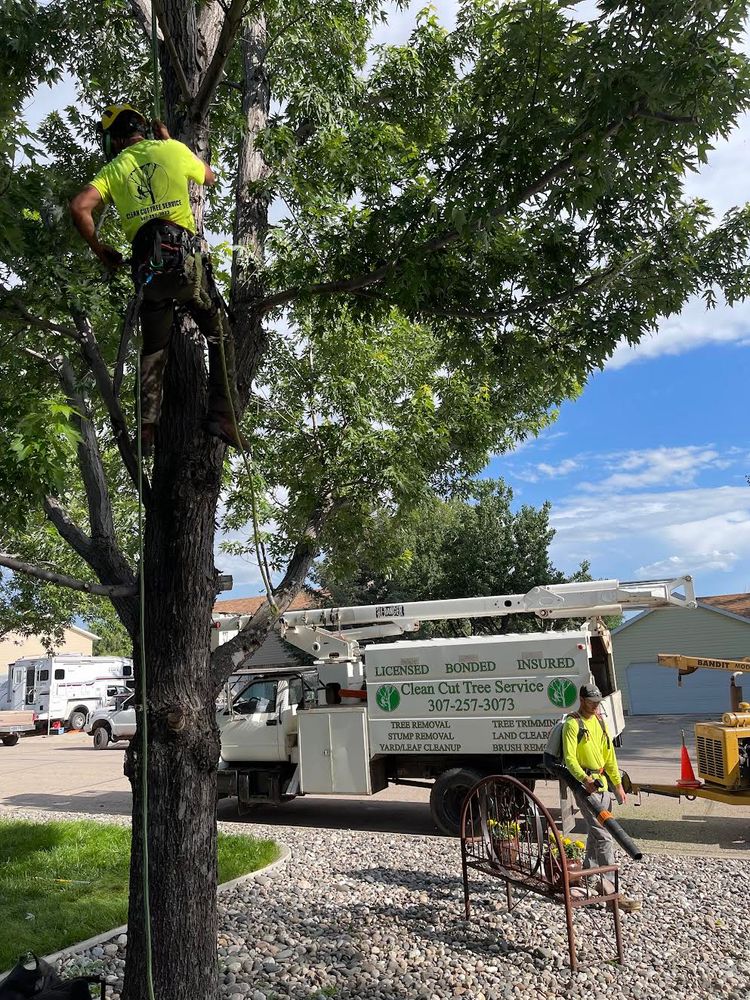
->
[257, 104, 696, 316]
[43, 496, 93, 564]
[151, 0, 193, 105]
[210, 491, 336, 686]
[0, 290, 80, 339]
[71, 312, 146, 500]
[55, 357, 137, 592]
[192, 0, 252, 122]
[0, 553, 137, 597]
[128, 0, 161, 39]
[637, 109, 699, 125]
[58, 357, 120, 548]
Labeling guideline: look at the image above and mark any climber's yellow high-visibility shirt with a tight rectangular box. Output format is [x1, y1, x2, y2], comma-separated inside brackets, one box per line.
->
[562, 713, 621, 790]
[90, 139, 205, 243]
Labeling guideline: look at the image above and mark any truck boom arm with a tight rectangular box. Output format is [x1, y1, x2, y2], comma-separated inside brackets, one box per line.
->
[657, 653, 749, 677]
[280, 576, 696, 661]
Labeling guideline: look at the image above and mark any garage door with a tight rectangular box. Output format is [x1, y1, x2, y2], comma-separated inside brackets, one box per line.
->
[626, 662, 735, 716]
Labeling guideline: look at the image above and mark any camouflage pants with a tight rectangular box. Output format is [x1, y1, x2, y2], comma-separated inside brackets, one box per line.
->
[138, 253, 239, 426]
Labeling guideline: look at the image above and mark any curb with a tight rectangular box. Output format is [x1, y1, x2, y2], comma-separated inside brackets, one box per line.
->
[0, 843, 290, 980]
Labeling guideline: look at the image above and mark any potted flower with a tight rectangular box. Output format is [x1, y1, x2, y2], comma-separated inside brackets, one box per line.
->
[547, 834, 586, 881]
[487, 818, 521, 867]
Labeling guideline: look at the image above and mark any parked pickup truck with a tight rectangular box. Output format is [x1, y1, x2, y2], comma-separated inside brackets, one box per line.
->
[86, 696, 136, 749]
[0, 710, 35, 746]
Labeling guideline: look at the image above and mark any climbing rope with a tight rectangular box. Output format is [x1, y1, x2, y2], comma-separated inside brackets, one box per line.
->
[135, 9, 160, 1000]
[135, 341, 155, 1000]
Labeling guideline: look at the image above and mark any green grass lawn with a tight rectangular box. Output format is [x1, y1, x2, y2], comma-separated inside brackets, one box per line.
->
[0, 819, 278, 971]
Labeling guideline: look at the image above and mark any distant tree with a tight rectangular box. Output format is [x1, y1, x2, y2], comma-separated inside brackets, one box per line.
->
[316, 479, 592, 635]
[90, 602, 133, 657]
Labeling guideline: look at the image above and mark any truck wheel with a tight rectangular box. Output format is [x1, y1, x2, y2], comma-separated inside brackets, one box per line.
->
[430, 768, 484, 837]
[69, 708, 88, 731]
[2, 734, 20, 747]
[93, 726, 111, 750]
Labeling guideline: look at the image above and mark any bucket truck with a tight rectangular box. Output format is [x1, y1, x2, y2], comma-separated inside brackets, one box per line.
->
[216, 576, 696, 834]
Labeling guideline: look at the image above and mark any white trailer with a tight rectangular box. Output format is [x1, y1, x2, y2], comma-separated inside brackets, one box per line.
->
[2, 654, 134, 731]
[217, 576, 695, 834]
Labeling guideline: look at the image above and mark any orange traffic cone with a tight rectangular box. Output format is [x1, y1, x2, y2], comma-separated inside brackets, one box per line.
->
[677, 730, 701, 788]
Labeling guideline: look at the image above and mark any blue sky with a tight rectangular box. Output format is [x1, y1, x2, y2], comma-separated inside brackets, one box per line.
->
[25, 2, 749, 601]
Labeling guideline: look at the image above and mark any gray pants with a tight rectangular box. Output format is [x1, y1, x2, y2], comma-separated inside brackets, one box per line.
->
[573, 788, 616, 868]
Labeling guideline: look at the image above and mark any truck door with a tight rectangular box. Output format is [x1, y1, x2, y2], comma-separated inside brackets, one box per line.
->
[220, 678, 285, 762]
[24, 666, 35, 706]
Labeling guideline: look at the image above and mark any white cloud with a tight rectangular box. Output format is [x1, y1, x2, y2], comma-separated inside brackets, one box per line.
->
[682, 109, 750, 220]
[550, 486, 750, 590]
[607, 295, 750, 369]
[515, 444, 740, 489]
[578, 446, 731, 491]
[516, 456, 580, 482]
[636, 551, 739, 577]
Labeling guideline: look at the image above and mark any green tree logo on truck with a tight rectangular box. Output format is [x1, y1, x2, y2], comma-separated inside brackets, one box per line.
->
[547, 678, 577, 708]
[375, 685, 401, 712]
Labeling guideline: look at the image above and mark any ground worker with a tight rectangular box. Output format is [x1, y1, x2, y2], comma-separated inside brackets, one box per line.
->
[562, 683, 642, 912]
[70, 104, 241, 455]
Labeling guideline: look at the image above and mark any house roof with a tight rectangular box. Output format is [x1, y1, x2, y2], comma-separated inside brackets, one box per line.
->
[613, 590, 750, 635]
[71, 625, 101, 641]
[698, 593, 750, 621]
[213, 589, 322, 617]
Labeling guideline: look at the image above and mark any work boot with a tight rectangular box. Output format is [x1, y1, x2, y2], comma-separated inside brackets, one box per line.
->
[140, 422, 156, 459]
[203, 413, 248, 450]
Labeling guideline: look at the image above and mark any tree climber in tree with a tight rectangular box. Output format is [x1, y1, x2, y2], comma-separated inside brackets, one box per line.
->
[70, 104, 242, 456]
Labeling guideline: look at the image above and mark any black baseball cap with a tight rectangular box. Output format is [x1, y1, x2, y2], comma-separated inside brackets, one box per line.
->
[580, 683, 603, 702]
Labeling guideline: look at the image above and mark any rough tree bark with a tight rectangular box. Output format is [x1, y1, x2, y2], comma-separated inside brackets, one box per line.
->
[119, 6, 279, 1000]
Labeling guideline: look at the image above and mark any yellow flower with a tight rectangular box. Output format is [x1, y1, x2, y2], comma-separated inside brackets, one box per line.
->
[563, 838, 571, 845]
[574, 841, 584, 849]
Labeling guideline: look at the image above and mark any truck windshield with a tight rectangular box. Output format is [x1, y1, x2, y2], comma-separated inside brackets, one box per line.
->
[233, 680, 277, 716]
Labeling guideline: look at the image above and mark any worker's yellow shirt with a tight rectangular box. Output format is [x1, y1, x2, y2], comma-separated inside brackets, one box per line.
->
[562, 713, 621, 789]
[90, 139, 205, 243]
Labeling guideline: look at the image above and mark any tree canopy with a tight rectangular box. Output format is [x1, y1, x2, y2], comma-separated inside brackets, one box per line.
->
[3, 1, 750, 635]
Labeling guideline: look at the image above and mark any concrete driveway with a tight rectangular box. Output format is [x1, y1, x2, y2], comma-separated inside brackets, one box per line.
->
[0, 716, 747, 855]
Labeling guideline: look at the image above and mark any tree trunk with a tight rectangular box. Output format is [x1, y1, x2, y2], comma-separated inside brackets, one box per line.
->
[122, 372, 225, 1000]
[121, 5, 229, 998]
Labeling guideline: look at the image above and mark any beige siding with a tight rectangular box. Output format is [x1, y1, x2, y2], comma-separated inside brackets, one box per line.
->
[612, 606, 750, 712]
[0, 628, 95, 672]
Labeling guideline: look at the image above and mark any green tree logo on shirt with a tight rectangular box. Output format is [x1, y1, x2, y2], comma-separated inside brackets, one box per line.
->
[127, 163, 169, 205]
[375, 685, 400, 712]
[547, 678, 577, 708]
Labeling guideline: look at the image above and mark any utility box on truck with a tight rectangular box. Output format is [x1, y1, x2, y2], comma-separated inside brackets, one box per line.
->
[216, 577, 693, 834]
[298, 707, 376, 795]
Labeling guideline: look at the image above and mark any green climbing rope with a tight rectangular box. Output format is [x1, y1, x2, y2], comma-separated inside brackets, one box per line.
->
[134, 10, 160, 1000]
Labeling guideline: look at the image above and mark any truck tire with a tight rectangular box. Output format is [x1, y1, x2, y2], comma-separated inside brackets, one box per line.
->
[2, 734, 20, 747]
[69, 708, 88, 731]
[430, 767, 484, 837]
[93, 726, 111, 749]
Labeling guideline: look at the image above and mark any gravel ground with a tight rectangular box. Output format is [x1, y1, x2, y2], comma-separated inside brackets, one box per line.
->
[4, 808, 748, 1000]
